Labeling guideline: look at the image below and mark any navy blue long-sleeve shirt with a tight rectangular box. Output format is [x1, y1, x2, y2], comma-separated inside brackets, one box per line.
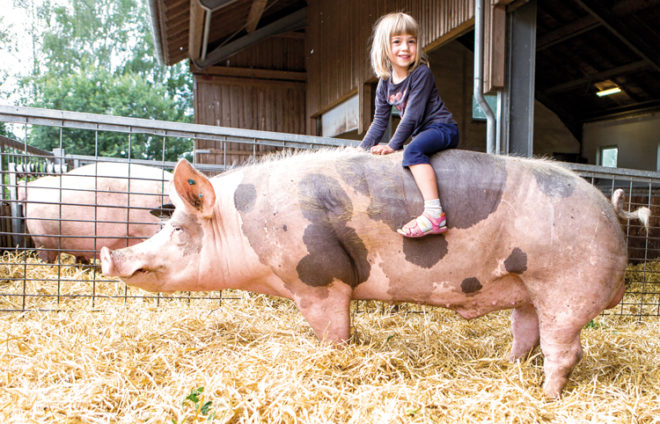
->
[360, 64, 456, 150]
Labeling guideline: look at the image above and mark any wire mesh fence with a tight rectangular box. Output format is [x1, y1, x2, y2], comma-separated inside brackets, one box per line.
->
[1, 106, 659, 318]
[0, 106, 352, 312]
[564, 163, 660, 318]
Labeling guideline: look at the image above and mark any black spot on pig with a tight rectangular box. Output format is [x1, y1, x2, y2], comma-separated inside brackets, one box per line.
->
[336, 155, 371, 196]
[336, 155, 413, 231]
[505, 247, 528, 274]
[234, 183, 257, 212]
[402, 237, 448, 268]
[431, 150, 507, 229]
[338, 150, 506, 231]
[461, 277, 483, 294]
[533, 168, 575, 198]
[296, 173, 370, 287]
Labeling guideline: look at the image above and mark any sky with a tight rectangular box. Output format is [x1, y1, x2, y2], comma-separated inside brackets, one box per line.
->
[0, 0, 73, 105]
[0, 2, 32, 103]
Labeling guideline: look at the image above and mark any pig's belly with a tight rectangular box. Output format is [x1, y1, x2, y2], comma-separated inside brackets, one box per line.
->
[351, 273, 531, 319]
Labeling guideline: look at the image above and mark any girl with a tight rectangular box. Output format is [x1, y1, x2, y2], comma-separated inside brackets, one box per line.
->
[360, 12, 459, 238]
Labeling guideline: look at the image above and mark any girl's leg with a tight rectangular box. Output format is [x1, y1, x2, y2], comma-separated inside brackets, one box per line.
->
[409, 163, 439, 200]
[398, 124, 458, 238]
[398, 163, 446, 237]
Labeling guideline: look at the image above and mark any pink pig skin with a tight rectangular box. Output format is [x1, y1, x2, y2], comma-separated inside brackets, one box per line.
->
[21, 163, 171, 262]
[101, 149, 648, 399]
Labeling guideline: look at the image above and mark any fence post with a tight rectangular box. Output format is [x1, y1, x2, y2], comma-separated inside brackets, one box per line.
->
[52, 148, 67, 173]
[7, 162, 25, 248]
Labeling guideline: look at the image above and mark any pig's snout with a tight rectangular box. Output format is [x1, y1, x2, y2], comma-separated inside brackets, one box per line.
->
[100, 246, 149, 280]
[100, 247, 116, 276]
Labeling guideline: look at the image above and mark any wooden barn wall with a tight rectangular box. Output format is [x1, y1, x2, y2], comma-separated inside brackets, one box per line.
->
[306, 0, 474, 135]
[211, 32, 306, 71]
[193, 34, 306, 166]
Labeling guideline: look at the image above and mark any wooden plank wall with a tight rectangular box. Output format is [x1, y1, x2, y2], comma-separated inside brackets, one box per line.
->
[193, 33, 306, 167]
[306, 0, 474, 135]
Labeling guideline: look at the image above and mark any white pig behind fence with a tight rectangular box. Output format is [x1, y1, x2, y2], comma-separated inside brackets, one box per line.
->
[19, 162, 172, 262]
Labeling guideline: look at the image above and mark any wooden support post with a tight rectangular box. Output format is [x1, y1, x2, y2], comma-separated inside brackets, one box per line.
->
[484, 1, 508, 92]
[358, 82, 373, 135]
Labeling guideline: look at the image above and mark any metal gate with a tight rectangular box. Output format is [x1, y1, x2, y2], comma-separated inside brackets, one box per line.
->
[1, 106, 658, 317]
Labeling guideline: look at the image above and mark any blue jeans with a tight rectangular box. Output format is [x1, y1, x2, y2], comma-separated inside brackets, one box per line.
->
[402, 123, 459, 167]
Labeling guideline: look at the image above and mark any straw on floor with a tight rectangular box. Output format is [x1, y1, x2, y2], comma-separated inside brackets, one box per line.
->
[1, 252, 658, 423]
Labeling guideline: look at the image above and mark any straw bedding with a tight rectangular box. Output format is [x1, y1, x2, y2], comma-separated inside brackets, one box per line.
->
[1, 252, 659, 423]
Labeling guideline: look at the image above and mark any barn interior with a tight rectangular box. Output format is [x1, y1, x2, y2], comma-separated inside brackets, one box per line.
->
[148, 0, 660, 170]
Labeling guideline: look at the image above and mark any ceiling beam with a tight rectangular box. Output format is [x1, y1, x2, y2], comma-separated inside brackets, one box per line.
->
[538, 0, 659, 52]
[198, 0, 239, 9]
[197, 7, 306, 68]
[543, 60, 648, 95]
[537, 15, 599, 52]
[188, 0, 206, 62]
[246, 0, 268, 33]
[575, 0, 660, 73]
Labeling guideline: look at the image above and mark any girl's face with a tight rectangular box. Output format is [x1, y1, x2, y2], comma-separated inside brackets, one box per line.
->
[389, 33, 417, 76]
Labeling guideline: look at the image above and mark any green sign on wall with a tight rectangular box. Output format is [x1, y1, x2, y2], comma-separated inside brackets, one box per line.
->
[472, 94, 498, 120]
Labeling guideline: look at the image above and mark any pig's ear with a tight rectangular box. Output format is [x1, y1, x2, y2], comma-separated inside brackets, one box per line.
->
[172, 159, 216, 219]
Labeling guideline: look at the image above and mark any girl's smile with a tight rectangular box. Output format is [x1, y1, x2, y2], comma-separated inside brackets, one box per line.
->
[389, 33, 417, 82]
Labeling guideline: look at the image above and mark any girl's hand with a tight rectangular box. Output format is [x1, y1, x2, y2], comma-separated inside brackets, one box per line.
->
[370, 145, 395, 155]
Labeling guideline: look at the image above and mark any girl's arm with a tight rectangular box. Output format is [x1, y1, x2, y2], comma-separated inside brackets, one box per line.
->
[387, 67, 435, 150]
[359, 80, 390, 149]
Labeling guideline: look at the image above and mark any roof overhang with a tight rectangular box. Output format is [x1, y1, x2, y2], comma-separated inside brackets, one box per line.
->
[148, 0, 307, 68]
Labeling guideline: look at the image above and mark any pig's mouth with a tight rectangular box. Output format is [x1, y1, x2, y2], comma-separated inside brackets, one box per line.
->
[127, 266, 159, 279]
[132, 267, 150, 276]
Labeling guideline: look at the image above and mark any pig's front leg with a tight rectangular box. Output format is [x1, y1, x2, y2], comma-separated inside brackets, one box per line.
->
[291, 282, 353, 344]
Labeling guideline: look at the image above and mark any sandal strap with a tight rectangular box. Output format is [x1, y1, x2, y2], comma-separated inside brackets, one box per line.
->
[397, 212, 447, 238]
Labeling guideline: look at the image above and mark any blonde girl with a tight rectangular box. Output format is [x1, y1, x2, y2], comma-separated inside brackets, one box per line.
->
[360, 12, 459, 238]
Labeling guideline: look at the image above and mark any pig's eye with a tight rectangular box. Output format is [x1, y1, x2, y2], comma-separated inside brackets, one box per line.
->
[172, 225, 183, 232]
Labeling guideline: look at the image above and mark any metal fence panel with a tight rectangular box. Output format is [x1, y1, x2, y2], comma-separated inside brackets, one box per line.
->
[1, 106, 659, 318]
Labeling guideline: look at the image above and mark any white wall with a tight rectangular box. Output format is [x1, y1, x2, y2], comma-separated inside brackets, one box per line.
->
[583, 111, 660, 171]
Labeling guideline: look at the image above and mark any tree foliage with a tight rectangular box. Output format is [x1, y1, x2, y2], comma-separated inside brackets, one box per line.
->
[13, 0, 193, 161]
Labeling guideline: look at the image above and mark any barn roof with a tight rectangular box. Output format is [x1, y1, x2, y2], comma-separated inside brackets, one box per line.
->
[148, 0, 660, 133]
[148, 0, 306, 67]
[534, 0, 660, 137]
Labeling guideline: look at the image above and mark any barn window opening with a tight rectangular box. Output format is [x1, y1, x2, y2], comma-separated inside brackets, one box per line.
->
[599, 146, 618, 168]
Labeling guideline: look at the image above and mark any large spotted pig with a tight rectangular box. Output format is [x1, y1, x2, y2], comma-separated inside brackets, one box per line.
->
[101, 149, 648, 398]
[20, 162, 171, 262]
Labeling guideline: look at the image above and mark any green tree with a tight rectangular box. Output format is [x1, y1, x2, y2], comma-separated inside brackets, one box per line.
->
[14, 0, 193, 161]
[29, 67, 191, 160]
[0, 15, 17, 140]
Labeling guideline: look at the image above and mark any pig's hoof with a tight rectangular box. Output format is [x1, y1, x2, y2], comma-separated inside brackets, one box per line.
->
[507, 345, 536, 362]
[542, 381, 564, 400]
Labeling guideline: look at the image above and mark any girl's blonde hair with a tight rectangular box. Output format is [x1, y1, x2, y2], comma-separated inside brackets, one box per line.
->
[370, 12, 425, 80]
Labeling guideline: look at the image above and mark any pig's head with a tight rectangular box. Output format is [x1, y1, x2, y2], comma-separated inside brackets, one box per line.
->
[100, 159, 217, 292]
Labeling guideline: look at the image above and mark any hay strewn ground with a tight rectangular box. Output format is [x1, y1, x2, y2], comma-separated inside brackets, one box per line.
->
[1, 252, 659, 423]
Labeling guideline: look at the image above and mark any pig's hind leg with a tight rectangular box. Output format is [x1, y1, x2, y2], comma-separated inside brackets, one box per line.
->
[508, 303, 540, 361]
[538, 323, 584, 399]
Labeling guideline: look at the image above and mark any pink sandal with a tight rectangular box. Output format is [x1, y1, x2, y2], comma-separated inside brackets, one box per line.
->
[397, 212, 447, 238]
